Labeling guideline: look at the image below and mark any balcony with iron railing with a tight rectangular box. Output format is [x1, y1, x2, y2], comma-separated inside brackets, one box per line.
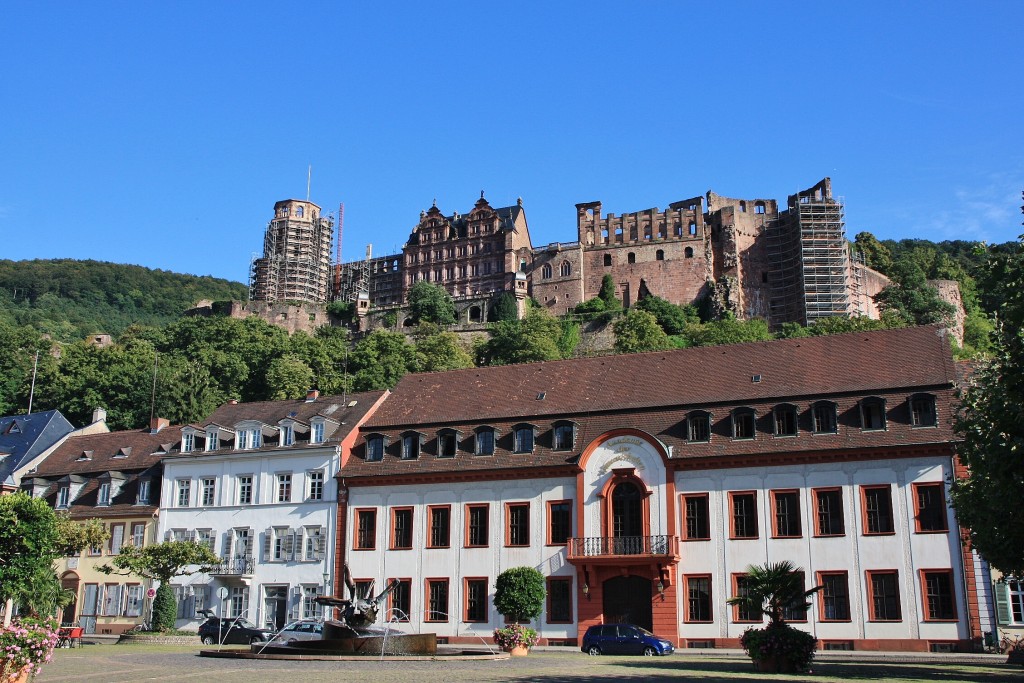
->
[209, 556, 255, 576]
[567, 535, 677, 563]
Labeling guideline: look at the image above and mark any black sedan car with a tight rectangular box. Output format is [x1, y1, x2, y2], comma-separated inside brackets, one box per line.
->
[197, 612, 272, 645]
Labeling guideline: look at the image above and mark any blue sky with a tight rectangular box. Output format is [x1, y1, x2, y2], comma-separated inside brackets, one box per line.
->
[2, 1, 1021, 284]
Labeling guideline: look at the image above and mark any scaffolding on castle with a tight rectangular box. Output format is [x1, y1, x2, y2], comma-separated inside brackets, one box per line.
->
[796, 195, 849, 324]
[251, 209, 334, 304]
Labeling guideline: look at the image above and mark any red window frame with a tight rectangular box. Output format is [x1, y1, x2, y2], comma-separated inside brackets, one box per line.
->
[770, 489, 802, 538]
[920, 569, 957, 621]
[505, 502, 530, 547]
[681, 493, 710, 541]
[912, 483, 949, 533]
[426, 505, 451, 549]
[390, 507, 414, 550]
[387, 577, 412, 622]
[546, 500, 572, 546]
[684, 574, 713, 623]
[860, 485, 895, 535]
[354, 508, 376, 550]
[729, 491, 758, 539]
[731, 573, 760, 623]
[463, 577, 488, 622]
[465, 503, 489, 548]
[813, 487, 845, 537]
[424, 578, 449, 622]
[545, 577, 573, 624]
[816, 571, 852, 622]
[866, 569, 902, 622]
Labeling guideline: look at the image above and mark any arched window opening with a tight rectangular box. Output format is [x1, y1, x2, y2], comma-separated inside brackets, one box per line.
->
[560, 261, 571, 277]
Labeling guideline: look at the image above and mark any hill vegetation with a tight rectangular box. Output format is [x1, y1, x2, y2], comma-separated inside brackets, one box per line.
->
[0, 259, 247, 341]
[0, 230, 1018, 429]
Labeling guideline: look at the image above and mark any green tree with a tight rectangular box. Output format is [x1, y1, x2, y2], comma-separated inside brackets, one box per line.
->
[682, 316, 772, 347]
[488, 292, 519, 322]
[613, 309, 673, 353]
[0, 494, 108, 625]
[415, 330, 474, 372]
[634, 295, 699, 335]
[493, 566, 546, 623]
[874, 255, 956, 326]
[406, 280, 457, 326]
[950, 217, 1024, 574]
[727, 561, 820, 628]
[476, 309, 563, 366]
[98, 540, 221, 631]
[598, 274, 620, 310]
[807, 314, 896, 336]
[853, 231, 893, 273]
[349, 330, 419, 390]
[265, 354, 315, 400]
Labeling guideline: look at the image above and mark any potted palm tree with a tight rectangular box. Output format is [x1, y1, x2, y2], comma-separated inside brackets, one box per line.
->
[727, 561, 820, 673]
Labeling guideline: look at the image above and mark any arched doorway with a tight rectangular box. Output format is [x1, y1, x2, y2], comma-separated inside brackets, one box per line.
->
[602, 575, 652, 631]
[612, 482, 643, 554]
[60, 571, 80, 625]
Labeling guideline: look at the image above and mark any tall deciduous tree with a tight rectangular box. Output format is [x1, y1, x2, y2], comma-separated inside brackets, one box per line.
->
[613, 309, 673, 354]
[406, 280, 457, 326]
[950, 200, 1024, 574]
[349, 330, 419, 390]
[98, 541, 221, 630]
[476, 309, 563, 366]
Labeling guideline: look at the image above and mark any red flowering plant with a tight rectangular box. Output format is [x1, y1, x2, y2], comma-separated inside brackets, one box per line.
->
[1, 617, 61, 681]
[492, 623, 539, 650]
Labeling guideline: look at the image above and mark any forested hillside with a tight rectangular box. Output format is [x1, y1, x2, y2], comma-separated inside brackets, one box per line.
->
[1, 233, 1019, 430]
[0, 259, 247, 341]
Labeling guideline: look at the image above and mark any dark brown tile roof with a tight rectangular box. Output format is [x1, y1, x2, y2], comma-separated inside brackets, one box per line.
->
[33, 426, 184, 476]
[196, 391, 386, 431]
[365, 325, 957, 429]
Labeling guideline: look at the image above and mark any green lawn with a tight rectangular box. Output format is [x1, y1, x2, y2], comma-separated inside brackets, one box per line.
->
[35, 645, 1022, 683]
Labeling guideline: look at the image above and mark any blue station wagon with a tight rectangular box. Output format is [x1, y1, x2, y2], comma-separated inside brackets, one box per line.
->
[581, 623, 675, 656]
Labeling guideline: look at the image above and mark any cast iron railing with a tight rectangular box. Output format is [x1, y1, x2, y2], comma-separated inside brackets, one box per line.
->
[567, 535, 673, 558]
[210, 555, 255, 575]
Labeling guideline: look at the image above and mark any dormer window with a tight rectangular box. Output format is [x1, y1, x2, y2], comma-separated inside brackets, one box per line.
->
[686, 411, 711, 443]
[281, 425, 294, 447]
[57, 486, 70, 509]
[812, 401, 838, 434]
[182, 432, 195, 453]
[236, 428, 262, 450]
[205, 429, 219, 452]
[98, 482, 111, 506]
[513, 424, 536, 454]
[475, 427, 496, 456]
[401, 432, 422, 460]
[860, 397, 887, 431]
[437, 429, 459, 458]
[773, 404, 798, 436]
[137, 478, 151, 505]
[909, 394, 937, 427]
[732, 408, 756, 440]
[553, 422, 575, 451]
[366, 434, 385, 462]
[311, 420, 325, 444]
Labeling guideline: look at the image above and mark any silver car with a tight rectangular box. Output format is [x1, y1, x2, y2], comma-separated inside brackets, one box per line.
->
[268, 620, 324, 644]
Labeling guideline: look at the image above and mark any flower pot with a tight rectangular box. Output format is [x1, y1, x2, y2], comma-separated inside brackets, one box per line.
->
[504, 644, 529, 657]
[755, 655, 796, 674]
[2, 665, 30, 683]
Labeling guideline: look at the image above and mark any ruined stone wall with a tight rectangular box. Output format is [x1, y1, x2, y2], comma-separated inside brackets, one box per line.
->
[186, 300, 331, 335]
[929, 279, 966, 347]
[850, 263, 890, 319]
[530, 243, 585, 314]
[582, 239, 710, 308]
[705, 192, 779, 321]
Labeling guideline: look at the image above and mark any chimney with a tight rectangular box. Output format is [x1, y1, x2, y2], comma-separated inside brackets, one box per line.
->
[149, 417, 169, 434]
[92, 407, 107, 425]
[305, 389, 320, 403]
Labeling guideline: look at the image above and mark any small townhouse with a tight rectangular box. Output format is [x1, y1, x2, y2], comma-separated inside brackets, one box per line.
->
[1, 409, 78, 494]
[158, 390, 387, 631]
[23, 418, 175, 634]
[337, 325, 990, 652]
